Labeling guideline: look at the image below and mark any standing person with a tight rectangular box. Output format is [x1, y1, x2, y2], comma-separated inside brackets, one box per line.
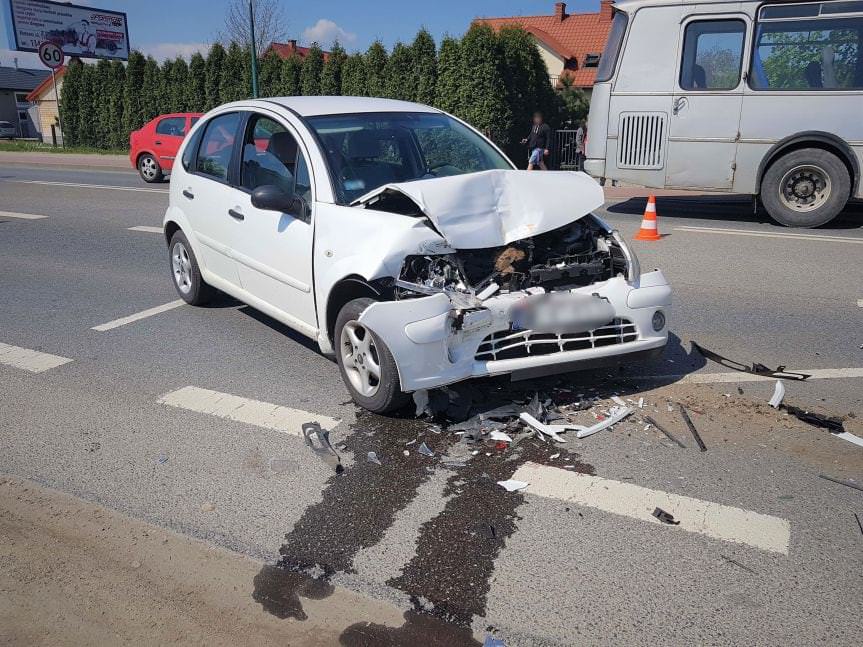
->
[575, 121, 587, 171]
[520, 111, 551, 170]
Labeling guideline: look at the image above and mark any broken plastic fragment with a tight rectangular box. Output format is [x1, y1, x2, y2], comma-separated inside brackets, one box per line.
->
[367, 451, 381, 466]
[413, 389, 430, 417]
[476, 282, 500, 301]
[497, 479, 529, 492]
[692, 342, 810, 381]
[519, 412, 575, 443]
[678, 404, 707, 452]
[302, 422, 342, 473]
[488, 430, 513, 443]
[484, 636, 506, 647]
[652, 507, 680, 525]
[418, 442, 434, 457]
[575, 406, 633, 439]
[782, 405, 844, 433]
[768, 380, 785, 409]
[638, 397, 644, 409]
[611, 395, 627, 407]
[549, 452, 560, 460]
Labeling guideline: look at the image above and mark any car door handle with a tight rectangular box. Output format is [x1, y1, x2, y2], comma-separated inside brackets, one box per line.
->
[228, 208, 244, 221]
[155, 140, 162, 145]
[182, 189, 194, 200]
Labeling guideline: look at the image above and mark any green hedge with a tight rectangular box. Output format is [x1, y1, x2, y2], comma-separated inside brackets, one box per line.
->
[61, 25, 589, 161]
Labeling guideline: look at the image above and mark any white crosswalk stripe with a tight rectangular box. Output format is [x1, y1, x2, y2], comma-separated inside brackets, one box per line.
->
[0, 342, 73, 373]
[92, 300, 184, 331]
[512, 462, 791, 554]
[158, 386, 340, 435]
[0, 210, 48, 220]
[128, 225, 163, 234]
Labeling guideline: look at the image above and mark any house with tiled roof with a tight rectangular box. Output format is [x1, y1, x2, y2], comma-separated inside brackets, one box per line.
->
[264, 40, 331, 62]
[26, 65, 66, 144]
[0, 64, 51, 138]
[475, 1, 615, 95]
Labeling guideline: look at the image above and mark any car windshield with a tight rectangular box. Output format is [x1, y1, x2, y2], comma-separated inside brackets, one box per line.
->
[305, 111, 512, 204]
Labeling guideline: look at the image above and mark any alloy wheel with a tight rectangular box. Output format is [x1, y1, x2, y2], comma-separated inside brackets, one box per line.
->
[140, 156, 158, 180]
[340, 320, 381, 397]
[171, 241, 192, 294]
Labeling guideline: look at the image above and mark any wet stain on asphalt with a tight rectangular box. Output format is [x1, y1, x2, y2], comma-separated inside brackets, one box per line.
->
[254, 377, 596, 636]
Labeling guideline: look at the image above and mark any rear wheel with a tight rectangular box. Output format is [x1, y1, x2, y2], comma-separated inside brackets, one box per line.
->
[138, 153, 163, 183]
[334, 298, 408, 414]
[760, 148, 850, 228]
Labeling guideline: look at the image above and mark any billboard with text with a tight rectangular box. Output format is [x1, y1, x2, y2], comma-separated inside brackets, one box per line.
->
[4, 0, 129, 60]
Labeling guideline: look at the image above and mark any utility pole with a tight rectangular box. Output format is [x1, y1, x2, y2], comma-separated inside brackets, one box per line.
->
[248, 0, 259, 98]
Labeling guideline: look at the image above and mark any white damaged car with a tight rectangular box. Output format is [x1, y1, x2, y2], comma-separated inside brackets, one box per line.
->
[163, 97, 671, 413]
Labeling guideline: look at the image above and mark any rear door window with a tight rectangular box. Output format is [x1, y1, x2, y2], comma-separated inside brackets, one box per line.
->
[195, 112, 240, 182]
[680, 19, 746, 90]
[156, 116, 187, 136]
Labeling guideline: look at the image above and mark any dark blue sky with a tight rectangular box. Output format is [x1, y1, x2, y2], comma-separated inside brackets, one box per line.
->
[1, 0, 598, 66]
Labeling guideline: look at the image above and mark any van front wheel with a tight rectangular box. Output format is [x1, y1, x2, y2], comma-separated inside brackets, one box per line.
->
[760, 148, 850, 228]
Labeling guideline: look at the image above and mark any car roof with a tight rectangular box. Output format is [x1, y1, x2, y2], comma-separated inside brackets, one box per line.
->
[259, 96, 442, 117]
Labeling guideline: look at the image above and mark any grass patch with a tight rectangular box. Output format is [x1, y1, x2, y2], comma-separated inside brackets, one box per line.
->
[0, 140, 127, 155]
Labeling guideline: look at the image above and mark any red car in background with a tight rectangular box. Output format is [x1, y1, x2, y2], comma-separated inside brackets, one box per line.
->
[130, 113, 202, 182]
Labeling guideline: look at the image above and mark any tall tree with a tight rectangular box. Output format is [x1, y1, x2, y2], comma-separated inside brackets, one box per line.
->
[259, 50, 282, 96]
[75, 63, 96, 146]
[59, 59, 83, 146]
[186, 52, 207, 112]
[412, 28, 437, 106]
[122, 51, 147, 138]
[384, 42, 415, 100]
[204, 42, 226, 110]
[158, 59, 175, 112]
[217, 0, 288, 54]
[365, 41, 388, 97]
[498, 27, 538, 160]
[107, 60, 126, 148]
[220, 41, 249, 103]
[320, 42, 347, 95]
[300, 44, 324, 95]
[140, 56, 161, 121]
[455, 25, 512, 146]
[279, 54, 303, 95]
[93, 59, 113, 148]
[341, 53, 367, 96]
[171, 57, 189, 111]
[526, 39, 558, 128]
[434, 36, 461, 114]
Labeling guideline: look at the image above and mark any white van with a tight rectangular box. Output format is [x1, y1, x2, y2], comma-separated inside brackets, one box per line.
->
[585, 0, 863, 227]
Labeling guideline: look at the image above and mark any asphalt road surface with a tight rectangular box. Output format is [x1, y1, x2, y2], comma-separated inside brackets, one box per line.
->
[1, 160, 862, 646]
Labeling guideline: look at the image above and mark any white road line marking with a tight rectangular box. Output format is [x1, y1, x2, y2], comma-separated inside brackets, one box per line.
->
[857, 299, 863, 308]
[0, 210, 48, 220]
[641, 367, 863, 384]
[92, 300, 185, 332]
[158, 386, 340, 435]
[128, 225, 163, 234]
[9, 179, 168, 194]
[513, 462, 790, 554]
[674, 225, 863, 244]
[0, 342, 73, 373]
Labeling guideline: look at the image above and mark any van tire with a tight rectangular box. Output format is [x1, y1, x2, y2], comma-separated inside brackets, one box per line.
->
[168, 230, 215, 305]
[335, 298, 409, 414]
[760, 148, 850, 228]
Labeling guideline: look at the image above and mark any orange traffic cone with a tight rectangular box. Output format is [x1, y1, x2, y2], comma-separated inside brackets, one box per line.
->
[634, 195, 662, 241]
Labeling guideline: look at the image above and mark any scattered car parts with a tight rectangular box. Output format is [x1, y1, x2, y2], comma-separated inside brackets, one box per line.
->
[678, 404, 707, 452]
[692, 342, 810, 381]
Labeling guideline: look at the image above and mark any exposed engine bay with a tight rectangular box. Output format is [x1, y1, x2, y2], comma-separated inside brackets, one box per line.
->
[395, 215, 630, 301]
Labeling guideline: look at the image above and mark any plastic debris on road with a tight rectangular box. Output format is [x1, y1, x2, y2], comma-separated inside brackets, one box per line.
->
[575, 405, 633, 439]
[302, 421, 343, 474]
[643, 415, 686, 448]
[488, 430, 513, 443]
[768, 380, 786, 408]
[367, 451, 382, 466]
[484, 636, 506, 647]
[678, 404, 707, 452]
[652, 507, 680, 525]
[497, 479, 529, 492]
[692, 341, 810, 381]
[418, 442, 435, 457]
[519, 412, 573, 443]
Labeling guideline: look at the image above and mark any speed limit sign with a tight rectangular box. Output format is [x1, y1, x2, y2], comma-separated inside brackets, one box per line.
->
[38, 41, 65, 69]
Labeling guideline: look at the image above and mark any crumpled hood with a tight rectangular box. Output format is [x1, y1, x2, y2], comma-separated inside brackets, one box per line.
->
[353, 169, 605, 249]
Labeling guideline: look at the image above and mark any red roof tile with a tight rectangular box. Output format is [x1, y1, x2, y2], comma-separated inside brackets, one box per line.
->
[26, 65, 66, 102]
[475, 1, 614, 88]
[265, 41, 330, 62]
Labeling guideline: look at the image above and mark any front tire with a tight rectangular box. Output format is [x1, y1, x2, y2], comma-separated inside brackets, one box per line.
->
[168, 230, 214, 305]
[138, 153, 163, 183]
[760, 148, 850, 228]
[334, 298, 408, 414]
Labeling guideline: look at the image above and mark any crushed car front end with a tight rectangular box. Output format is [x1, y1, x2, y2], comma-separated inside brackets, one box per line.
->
[352, 173, 671, 392]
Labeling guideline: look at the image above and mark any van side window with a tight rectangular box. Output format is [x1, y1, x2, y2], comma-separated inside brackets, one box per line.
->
[195, 112, 240, 182]
[750, 7, 863, 90]
[680, 20, 746, 90]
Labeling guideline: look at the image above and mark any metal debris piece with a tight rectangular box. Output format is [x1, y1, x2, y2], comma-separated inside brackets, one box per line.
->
[575, 406, 633, 439]
[768, 380, 786, 409]
[652, 507, 680, 525]
[678, 404, 707, 452]
[367, 451, 381, 466]
[418, 442, 434, 457]
[643, 415, 686, 449]
[818, 474, 863, 493]
[488, 430, 513, 443]
[692, 342, 810, 381]
[413, 389, 429, 417]
[782, 405, 844, 433]
[519, 412, 575, 443]
[721, 554, 757, 574]
[302, 422, 343, 473]
[497, 479, 529, 492]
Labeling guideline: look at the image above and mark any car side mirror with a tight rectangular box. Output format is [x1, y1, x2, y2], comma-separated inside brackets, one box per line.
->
[251, 184, 309, 222]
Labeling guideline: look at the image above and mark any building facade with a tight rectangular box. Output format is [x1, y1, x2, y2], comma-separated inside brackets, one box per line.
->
[0, 65, 50, 138]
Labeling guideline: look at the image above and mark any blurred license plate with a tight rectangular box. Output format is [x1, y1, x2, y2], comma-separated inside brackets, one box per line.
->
[511, 293, 616, 334]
